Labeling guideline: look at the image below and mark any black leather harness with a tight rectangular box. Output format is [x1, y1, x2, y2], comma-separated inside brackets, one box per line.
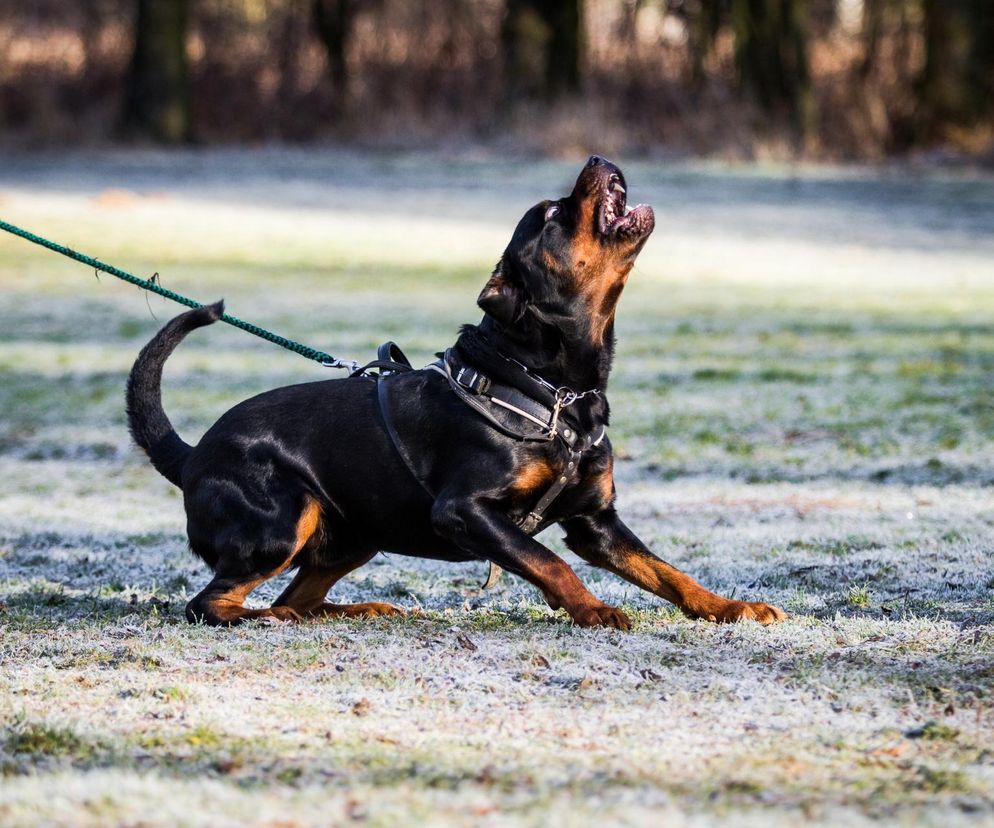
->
[358, 342, 606, 589]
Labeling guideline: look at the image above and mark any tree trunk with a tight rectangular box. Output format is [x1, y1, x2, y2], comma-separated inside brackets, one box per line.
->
[688, 0, 721, 88]
[123, 0, 190, 143]
[502, 0, 582, 102]
[918, 0, 994, 141]
[859, 0, 883, 80]
[731, 0, 812, 139]
[542, 0, 582, 97]
[312, 0, 359, 113]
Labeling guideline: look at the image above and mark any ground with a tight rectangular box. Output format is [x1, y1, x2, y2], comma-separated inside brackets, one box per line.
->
[0, 150, 992, 827]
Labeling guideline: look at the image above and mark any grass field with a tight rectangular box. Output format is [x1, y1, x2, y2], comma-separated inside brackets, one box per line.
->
[1, 149, 993, 827]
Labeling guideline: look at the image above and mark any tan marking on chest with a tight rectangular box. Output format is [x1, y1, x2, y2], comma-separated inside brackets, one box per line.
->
[569, 236, 631, 346]
[594, 455, 615, 503]
[512, 459, 557, 497]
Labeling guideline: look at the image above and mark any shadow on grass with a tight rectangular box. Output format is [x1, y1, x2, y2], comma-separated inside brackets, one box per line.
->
[636, 460, 994, 488]
[1, 585, 177, 630]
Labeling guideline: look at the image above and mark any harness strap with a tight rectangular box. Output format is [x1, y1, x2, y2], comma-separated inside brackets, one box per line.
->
[352, 341, 415, 378]
[373, 343, 607, 591]
[376, 367, 507, 591]
[377, 376, 429, 498]
[518, 448, 583, 535]
[426, 350, 607, 588]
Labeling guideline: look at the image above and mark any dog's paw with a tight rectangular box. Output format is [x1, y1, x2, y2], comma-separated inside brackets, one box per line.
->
[268, 606, 304, 623]
[254, 606, 303, 625]
[311, 601, 407, 619]
[355, 602, 407, 619]
[569, 603, 632, 631]
[703, 600, 786, 625]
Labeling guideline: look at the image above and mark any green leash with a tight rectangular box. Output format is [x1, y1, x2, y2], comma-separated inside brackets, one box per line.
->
[0, 218, 359, 372]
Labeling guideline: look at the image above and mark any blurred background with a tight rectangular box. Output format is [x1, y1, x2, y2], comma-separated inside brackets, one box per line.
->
[0, 0, 992, 160]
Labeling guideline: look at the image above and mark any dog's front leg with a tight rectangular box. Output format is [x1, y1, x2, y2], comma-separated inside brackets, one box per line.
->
[562, 510, 786, 624]
[431, 496, 631, 629]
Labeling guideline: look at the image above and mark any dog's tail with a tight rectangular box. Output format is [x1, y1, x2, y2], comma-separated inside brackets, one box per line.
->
[126, 301, 224, 487]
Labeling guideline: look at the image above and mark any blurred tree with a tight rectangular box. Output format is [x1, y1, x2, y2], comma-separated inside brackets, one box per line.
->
[688, 0, 725, 88]
[501, 0, 583, 101]
[662, 0, 731, 89]
[730, 0, 812, 138]
[918, 0, 994, 142]
[859, 0, 883, 80]
[123, 0, 191, 143]
[858, 0, 920, 149]
[544, 0, 583, 95]
[312, 0, 360, 113]
[5, 0, 994, 156]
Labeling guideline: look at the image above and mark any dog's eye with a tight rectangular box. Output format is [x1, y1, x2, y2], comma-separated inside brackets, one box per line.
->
[544, 204, 560, 222]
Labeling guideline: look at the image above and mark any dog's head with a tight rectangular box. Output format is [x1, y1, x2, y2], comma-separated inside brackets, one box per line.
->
[479, 156, 655, 345]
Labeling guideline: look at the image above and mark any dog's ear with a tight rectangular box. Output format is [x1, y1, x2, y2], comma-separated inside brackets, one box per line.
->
[477, 260, 528, 326]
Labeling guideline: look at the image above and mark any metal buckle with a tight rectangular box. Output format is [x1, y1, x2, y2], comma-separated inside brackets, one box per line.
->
[456, 367, 491, 395]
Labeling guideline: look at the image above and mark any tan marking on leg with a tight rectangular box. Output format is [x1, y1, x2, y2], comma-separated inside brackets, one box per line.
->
[528, 554, 631, 630]
[294, 498, 322, 553]
[187, 572, 303, 626]
[605, 546, 785, 624]
[274, 567, 340, 614]
[309, 602, 406, 619]
[192, 553, 305, 624]
[273, 553, 405, 620]
[185, 499, 323, 626]
[273, 553, 375, 615]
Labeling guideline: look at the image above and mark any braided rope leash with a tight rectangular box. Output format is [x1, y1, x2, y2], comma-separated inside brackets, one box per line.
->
[0, 218, 359, 372]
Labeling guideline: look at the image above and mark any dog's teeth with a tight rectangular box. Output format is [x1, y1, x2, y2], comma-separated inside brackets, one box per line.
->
[612, 183, 626, 195]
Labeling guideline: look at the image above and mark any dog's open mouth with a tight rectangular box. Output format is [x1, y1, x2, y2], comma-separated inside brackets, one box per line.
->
[597, 173, 654, 242]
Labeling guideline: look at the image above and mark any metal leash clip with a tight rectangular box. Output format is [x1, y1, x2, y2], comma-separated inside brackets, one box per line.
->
[547, 387, 578, 438]
[320, 356, 362, 374]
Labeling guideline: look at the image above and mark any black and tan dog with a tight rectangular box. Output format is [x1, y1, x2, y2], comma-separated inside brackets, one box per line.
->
[127, 156, 785, 629]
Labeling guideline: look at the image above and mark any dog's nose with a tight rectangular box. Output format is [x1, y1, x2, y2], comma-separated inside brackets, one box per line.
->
[586, 155, 603, 168]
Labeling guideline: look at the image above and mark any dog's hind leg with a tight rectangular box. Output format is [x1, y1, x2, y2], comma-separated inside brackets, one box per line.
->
[272, 551, 406, 619]
[184, 497, 322, 626]
[185, 573, 303, 626]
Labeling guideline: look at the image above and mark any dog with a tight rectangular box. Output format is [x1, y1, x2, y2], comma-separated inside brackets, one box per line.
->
[126, 156, 785, 628]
